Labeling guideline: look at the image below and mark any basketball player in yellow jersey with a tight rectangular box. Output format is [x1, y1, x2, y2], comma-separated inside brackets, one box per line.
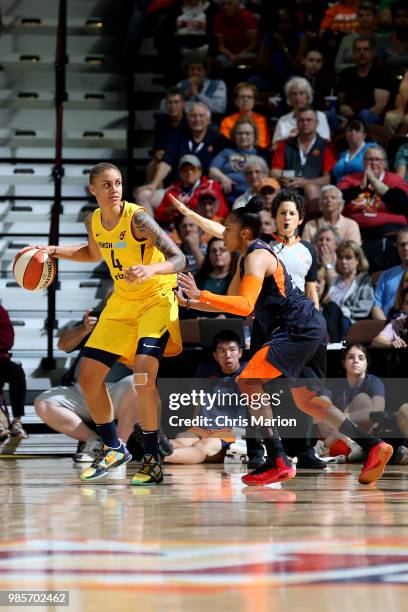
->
[39, 163, 186, 485]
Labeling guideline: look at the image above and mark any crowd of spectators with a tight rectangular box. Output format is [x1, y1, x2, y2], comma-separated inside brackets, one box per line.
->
[7, 0, 408, 463]
[128, 0, 408, 348]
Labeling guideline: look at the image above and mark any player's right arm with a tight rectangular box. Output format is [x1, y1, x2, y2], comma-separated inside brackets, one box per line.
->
[179, 250, 272, 316]
[40, 214, 101, 262]
[169, 194, 225, 239]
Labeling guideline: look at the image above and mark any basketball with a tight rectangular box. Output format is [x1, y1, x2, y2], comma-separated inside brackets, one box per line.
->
[13, 247, 56, 291]
[329, 439, 351, 457]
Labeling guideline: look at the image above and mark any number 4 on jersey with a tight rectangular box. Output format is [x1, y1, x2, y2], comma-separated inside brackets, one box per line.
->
[110, 250, 123, 271]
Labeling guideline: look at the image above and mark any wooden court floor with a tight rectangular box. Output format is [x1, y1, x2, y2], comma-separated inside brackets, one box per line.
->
[1, 459, 408, 612]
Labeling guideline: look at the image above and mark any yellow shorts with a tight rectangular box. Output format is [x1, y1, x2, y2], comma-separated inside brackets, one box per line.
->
[85, 288, 181, 366]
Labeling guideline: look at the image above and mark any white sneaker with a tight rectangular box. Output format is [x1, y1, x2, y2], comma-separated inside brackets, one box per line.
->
[73, 437, 102, 462]
[347, 439, 366, 463]
[225, 440, 248, 464]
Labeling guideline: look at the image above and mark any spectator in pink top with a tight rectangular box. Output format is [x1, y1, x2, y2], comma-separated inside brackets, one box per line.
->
[302, 185, 362, 244]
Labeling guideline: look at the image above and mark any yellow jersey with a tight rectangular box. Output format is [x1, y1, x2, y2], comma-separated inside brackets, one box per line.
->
[91, 201, 177, 299]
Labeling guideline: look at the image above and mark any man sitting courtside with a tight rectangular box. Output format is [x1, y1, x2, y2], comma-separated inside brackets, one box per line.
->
[34, 308, 140, 462]
[164, 330, 260, 465]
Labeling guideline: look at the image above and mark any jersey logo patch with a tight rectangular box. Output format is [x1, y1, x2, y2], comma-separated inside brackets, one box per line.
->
[119, 230, 126, 240]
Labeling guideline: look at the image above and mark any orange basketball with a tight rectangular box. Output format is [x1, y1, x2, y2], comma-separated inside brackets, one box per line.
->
[329, 440, 351, 457]
[13, 247, 56, 291]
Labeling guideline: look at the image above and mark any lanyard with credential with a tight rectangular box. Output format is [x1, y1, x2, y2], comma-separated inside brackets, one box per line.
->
[298, 137, 316, 167]
[188, 140, 204, 154]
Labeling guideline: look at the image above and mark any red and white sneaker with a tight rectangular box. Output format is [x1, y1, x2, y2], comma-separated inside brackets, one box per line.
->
[358, 441, 393, 485]
[241, 456, 296, 486]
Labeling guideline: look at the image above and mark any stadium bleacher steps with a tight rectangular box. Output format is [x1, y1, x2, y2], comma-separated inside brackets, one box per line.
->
[0, 0, 133, 401]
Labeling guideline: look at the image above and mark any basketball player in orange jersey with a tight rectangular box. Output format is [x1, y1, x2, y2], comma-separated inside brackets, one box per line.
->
[38, 162, 185, 485]
[177, 196, 393, 486]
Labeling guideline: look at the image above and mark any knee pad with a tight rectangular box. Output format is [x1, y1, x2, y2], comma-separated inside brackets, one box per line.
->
[133, 373, 148, 386]
[291, 386, 332, 422]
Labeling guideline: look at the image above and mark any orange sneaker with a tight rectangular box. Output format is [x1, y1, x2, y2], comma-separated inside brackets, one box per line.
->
[241, 457, 296, 486]
[358, 442, 393, 485]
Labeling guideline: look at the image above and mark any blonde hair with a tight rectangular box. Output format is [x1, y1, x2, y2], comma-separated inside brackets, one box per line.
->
[336, 240, 369, 273]
[317, 264, 331, 303]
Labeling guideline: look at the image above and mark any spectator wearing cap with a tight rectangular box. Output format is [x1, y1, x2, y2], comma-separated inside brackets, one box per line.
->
[154, 154, 228, 226]
[258, 177, 281, 214]
[195, 190, 226, 243]
[210, 117, 269, 204]
[219, 83, 270, 149]
[136, 102, 228, 212]
[232, 155, 270, 210]
[175, 53, 227, 115]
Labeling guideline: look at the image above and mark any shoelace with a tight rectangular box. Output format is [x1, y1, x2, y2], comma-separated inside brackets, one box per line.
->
[89, 446, 110, 469]
[139, 458, 156, 475]
[251, 461, 275, 475]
